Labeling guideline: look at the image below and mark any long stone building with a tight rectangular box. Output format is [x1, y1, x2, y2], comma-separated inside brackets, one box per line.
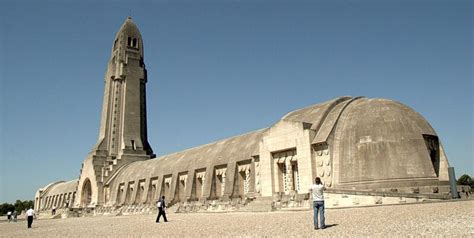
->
[35, 17, 464, 215]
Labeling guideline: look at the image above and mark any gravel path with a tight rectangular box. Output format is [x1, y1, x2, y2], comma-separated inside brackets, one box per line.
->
[1, 200, 472, 237]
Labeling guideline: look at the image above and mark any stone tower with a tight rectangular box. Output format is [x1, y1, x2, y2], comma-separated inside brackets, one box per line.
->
[95, 16, 153, 160]
[74, 17, 154, 208]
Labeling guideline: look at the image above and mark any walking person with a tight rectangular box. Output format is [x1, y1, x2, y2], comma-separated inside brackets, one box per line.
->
[310, 177, 326, 230]
[7, 211, 12, 222]
[155, 196, 168, 223]
[26, 207, 35, 229]
[52, 205, 56, 215]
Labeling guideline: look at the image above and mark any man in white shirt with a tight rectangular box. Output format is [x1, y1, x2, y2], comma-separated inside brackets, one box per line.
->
[26, 207, 35, 228]
[309, 177, 326, 230]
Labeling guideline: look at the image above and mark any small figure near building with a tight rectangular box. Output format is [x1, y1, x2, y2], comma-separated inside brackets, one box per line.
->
[155, 196, 168, 223]
[26, 207, 35, 229]
[52, 206, 56, 215]
[7, 211, 12, 222]
[310, 177, 326, 230]
[12, 210, 18, 222]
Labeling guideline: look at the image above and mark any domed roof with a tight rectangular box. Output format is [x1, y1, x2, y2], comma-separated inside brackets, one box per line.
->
[115, 17, 142, 40]
[332, 97, 439, 186]
[112, 16, 144, 57]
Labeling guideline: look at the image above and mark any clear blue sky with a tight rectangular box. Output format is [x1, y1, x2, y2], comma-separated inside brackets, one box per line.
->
[0, 0, 472, 203]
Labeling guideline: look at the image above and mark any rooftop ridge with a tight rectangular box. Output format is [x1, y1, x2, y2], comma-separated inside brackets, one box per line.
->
[281, 96, 353, 121]
[157, 127, 268, 159]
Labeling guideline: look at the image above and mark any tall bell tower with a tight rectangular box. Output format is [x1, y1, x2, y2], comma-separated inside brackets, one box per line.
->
[75, 17, 154, 208]
[95, 16, 154, 159]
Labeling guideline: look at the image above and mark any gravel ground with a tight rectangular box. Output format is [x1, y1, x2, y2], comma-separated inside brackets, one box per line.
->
[1, 200, 472, 237]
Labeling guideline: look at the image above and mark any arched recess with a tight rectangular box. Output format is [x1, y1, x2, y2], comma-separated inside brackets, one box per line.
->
[81, 178, 92, 207]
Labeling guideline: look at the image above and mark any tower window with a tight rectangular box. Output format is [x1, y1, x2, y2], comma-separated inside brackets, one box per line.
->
[127, 37, 132, 46]
[132, 38, 138, 48]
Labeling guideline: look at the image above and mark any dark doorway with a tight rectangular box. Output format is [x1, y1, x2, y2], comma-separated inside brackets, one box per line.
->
[423, 135, 440, 177]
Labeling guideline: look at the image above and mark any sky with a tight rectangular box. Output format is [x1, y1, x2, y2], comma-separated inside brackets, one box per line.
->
[0, 0, 472, 203]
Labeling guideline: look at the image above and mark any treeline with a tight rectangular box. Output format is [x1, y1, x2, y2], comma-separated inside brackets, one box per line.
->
[457, 174, 474, 188]
[0, 200, 34, 216]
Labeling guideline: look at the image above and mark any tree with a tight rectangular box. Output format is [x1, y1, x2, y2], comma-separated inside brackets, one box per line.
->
[0, 200, 34, 215]
[0, 203, 15, 216]
[457, 174, 473, 188]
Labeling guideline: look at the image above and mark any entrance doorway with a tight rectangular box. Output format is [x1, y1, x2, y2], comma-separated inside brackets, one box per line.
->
[81, 179, 92, 207]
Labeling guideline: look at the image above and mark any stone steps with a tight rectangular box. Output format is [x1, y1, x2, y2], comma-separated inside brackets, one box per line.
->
[240, 197, 274, 212]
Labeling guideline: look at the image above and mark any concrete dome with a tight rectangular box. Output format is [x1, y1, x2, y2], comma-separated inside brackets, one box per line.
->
[332, 98, 447, 189]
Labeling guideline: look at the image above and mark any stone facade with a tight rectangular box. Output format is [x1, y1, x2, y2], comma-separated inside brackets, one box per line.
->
[35, 18, 469, 215]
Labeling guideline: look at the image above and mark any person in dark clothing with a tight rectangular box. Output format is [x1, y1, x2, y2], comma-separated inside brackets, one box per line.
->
[156, 196, 168, 223]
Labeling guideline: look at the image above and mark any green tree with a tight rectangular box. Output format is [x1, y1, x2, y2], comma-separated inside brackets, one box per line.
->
[0, 200, 34, 215]
[0, 203, 15, 216]
[457, 174, 473, 188]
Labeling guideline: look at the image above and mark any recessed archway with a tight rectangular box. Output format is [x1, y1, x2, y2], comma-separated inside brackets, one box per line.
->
[81, 179, 92, 207]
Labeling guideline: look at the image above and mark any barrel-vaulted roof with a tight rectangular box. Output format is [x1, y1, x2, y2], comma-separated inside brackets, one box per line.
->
[113, 96, 355, 183]
[333, 97, 440, 185]
[43, 179, 78, 197]
[113, 128, 266, 184]
[281, 96, 351, 126]
[113, 96, 439, 187]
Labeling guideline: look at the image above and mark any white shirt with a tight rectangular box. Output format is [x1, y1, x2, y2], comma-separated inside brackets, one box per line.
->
[7, 211, 11, 215]
[310, 184, 325, 202]
[26, 209, 35, 217]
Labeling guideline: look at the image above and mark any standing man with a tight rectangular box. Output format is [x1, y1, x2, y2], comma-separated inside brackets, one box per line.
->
[26, 207, 35, 229]
[155, 196, 168, 223]
[310, 177, 326, 230]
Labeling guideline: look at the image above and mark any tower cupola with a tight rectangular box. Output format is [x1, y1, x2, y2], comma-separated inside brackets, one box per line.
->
[111, 16, 144, 63]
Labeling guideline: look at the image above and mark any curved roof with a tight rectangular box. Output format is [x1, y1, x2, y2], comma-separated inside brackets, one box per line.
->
[112, 16, 144, 57]
[282, 96, 351, 126]
[112, 96, 441, 189]
[43, 179, 78, 197]
[312, 97, 362, 144]
[333, 97, 438, 185]
[115, 17, 142, 41]
[113, 96, 356, 184]
[113, 129, 266, 184]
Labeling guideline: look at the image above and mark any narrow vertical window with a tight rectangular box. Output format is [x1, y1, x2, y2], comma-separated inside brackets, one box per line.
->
[127, 37, 132, 46]
[131, 140, 136, 150]
[132, 38, 137, 48]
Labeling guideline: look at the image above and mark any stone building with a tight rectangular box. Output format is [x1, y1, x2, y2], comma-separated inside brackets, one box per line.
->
[35, 17, 463, 215]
